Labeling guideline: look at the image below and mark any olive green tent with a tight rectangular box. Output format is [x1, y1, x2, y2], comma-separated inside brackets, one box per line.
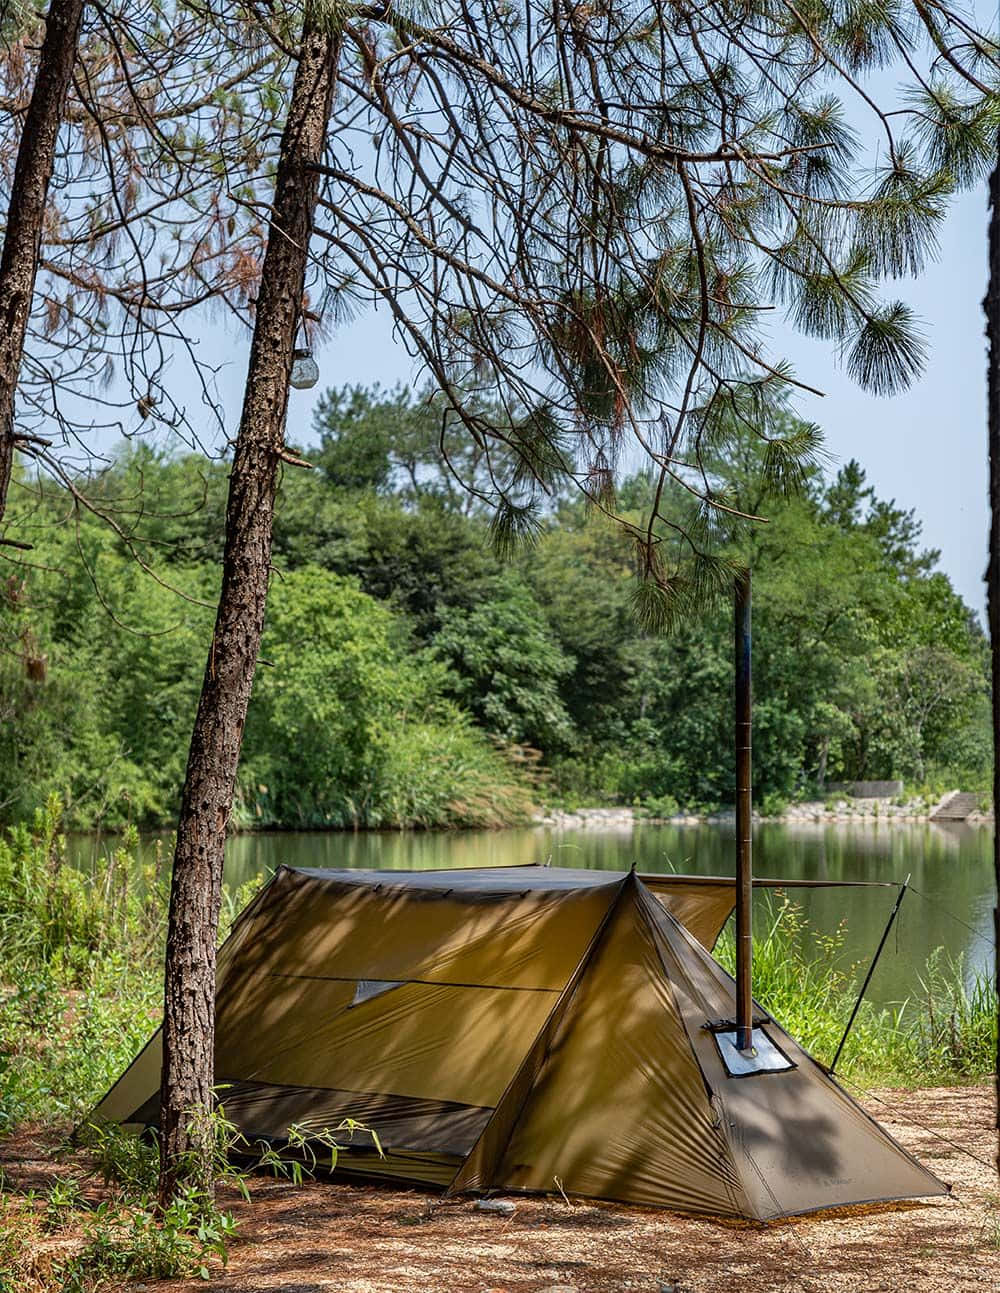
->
[93, 864, 946, 1219]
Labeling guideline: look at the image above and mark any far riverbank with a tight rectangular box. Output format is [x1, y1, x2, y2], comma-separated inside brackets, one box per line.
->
[536, 796, 994, 830]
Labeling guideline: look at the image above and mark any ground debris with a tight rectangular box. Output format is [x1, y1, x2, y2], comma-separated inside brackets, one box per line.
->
[1, 1085, 997, 1293]
[475, 1198, 518, 1215]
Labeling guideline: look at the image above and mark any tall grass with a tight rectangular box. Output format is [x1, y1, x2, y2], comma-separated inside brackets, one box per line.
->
[715, 896, 997, 1084]
[363, 715, 538, 829]
[0, 798, 258, 1133]
[0, 798, 165, 972]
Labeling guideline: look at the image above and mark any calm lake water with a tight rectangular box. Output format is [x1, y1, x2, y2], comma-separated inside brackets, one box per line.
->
[70, 820, 995, 1009]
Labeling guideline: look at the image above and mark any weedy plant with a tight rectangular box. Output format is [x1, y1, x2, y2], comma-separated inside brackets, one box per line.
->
[248, 1118, 383, 1185]
[75, 1119, 160, 1196]
[177, 1097, 383, 1199]
[913, 949, 998, 1078]
[978, 1197, 1000, 1251]
[27, 1103, 381, 1289]
[56, 1187, 238, 1288]
[41, 1176, 83, 1233]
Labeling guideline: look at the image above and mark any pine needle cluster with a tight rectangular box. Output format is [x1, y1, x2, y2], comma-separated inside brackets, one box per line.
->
[1, 0, 996, 617]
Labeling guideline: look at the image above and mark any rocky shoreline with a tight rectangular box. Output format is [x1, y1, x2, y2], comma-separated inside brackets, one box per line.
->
[533, 798, 994, 830]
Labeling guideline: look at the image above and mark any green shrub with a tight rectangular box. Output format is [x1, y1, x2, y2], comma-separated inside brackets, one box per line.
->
[640, 793, 680, 819]
[42, 1177, 84, 1233]
[239, 569, 534, 829]
[547, 751, 632, 806]
[58, 1189, 237, 1287]
[433, 575, 575, 751]
[370, 711, 536, 828]
[76, 1120, 160, 1197]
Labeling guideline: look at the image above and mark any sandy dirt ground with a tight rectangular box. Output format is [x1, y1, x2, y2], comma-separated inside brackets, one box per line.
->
[3, 1084, 998, 1292]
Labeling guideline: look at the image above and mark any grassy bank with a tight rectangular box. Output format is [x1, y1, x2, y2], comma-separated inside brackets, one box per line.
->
[0, 801, 264, 1136]
[715, 899, 996, 1084]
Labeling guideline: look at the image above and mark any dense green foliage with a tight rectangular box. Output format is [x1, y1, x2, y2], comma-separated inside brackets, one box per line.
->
[0, 385, 989, 829]
[1, 445, 535, 829]
[595, 453, 992, 809]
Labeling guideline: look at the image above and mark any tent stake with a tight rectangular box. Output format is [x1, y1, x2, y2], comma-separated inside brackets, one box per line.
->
[829, 875, 910, 1075]
[735, 568, 753, 1052]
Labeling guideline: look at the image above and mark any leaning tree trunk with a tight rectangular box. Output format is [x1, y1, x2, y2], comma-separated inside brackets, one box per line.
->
[157, 11, 341, 1206]
[0, 0, 85, 527]
[987, 157, 1000, 1171]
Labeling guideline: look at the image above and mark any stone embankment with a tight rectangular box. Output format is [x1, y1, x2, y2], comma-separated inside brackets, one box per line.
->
[534, 795, 993, 829]
[533, 806, 641, 830]
[778, 795, 991, 824]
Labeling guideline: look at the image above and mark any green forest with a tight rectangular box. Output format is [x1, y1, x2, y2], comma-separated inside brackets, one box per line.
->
[1, 385, 989, 831]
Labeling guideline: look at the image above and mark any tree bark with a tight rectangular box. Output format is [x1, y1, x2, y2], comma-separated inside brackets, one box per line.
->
[986, 157, 1000, 1172]
[157, 10, 341, 1206]
[0, 0, 85, 527]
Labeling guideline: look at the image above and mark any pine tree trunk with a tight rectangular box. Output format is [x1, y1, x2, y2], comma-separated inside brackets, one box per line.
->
[157, 12, 341, 1207]
[0, 0, 85, 526]
[986, 157, 1000, 1171]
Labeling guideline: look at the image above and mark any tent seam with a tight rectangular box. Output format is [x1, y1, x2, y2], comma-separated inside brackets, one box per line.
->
[633, 881, 757, 1220]
[445, 874, 633, 1196]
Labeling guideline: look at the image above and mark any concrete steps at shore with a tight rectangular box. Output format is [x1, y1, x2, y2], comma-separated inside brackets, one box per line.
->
[931, 790, 982, 822]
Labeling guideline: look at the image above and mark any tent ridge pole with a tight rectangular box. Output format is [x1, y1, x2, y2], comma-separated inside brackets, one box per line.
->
[735, 568, 753, 1052]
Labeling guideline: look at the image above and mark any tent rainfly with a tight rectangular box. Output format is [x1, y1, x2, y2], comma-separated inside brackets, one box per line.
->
[93, 864, 947, 1220]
